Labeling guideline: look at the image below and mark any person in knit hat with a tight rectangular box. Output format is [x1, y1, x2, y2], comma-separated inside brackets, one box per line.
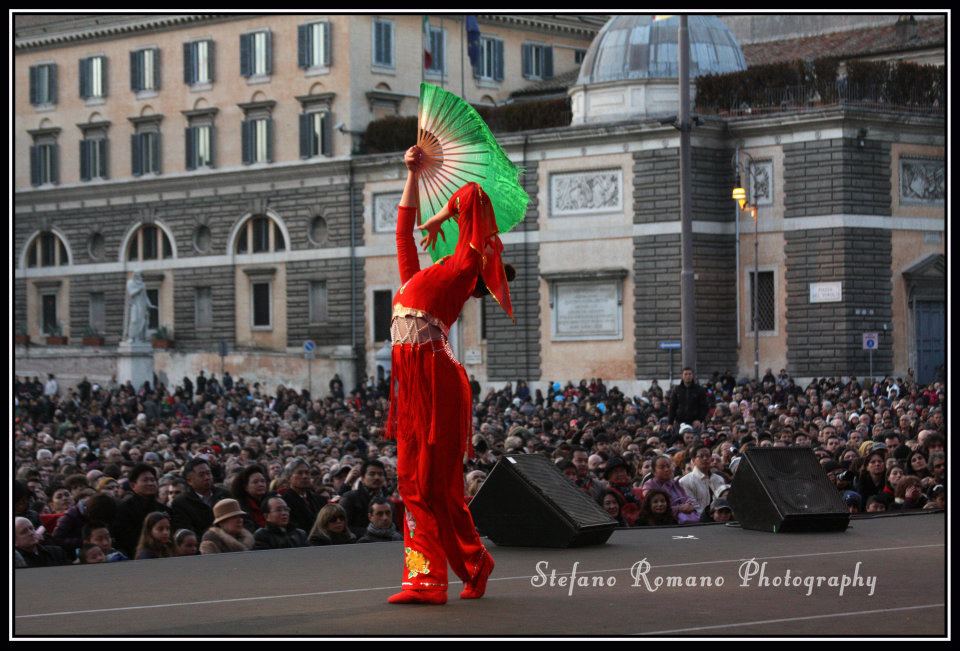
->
[200, 499, 255, 554]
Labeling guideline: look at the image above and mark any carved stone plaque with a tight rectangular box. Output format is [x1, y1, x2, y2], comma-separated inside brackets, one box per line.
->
[900, 157, 945, 205]
[373, 192, 403, 233]
[550, 169, 622, 217]
[749, 160, 773, 206]
[553, 281, 621, 339]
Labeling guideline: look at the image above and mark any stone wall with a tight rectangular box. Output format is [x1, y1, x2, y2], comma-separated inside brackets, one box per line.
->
[784, 138, 892, 218]
[485, 242, 541, 381]
[785, 227, 893, 377]
[172, 266, 235, 351]
[68, 272, 127, 345]
[634, 233, 681, 378]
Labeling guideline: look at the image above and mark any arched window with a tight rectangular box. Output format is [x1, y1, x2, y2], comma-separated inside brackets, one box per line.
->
[26, 231, 69, 268]
[236, 215, 286, 254]
[127, 224, 173, 261]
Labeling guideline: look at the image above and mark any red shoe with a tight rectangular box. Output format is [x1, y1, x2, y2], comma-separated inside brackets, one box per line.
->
[388, 590, 447, 605]
[460, 551, 495, 599]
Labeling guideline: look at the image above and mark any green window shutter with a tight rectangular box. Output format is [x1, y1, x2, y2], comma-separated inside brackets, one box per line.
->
[266, 118, 274, 162]
[132, 133, 142, 176]
[30, 145, 39, 185]
[323, 23, 332, 67]
[240, 34, 251, 77]
[241, 119, 251, 164]
[80, 58, 89, 99]
[49, 64, 58, 104]
[130, 51, 141, 91]
[185, 127, 196, 170]
[543, 47, 554, 79]
[30, 66, 38, 105]
[99, 138, 109, 178]
[298, 25, 310, 68]
[184, 42, 195, 84]
[80, 140, 90, 181]
[322, 112, 332, 157]
[299, 113, 310, 158]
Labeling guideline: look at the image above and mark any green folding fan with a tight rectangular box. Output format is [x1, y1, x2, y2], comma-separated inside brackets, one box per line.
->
[416, 82, 529, 262]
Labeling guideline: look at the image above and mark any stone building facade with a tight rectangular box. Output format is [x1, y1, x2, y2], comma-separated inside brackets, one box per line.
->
[15, 14, 946, 394]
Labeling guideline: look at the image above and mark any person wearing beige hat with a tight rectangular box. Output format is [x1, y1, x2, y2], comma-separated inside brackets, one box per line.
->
[199, 499, 255, 554]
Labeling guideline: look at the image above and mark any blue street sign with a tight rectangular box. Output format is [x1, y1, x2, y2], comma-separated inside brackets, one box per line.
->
[303, 340, 316, 353]
[658, 341, 682, 350]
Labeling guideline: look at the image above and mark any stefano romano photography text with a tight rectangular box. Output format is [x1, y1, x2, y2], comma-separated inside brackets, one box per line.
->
[530, 559, 878, 597]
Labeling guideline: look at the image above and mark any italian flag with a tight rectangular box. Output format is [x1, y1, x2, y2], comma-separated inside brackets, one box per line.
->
[423, 15, 433, 69]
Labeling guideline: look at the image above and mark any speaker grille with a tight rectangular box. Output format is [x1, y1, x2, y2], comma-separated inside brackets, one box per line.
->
[505, 455, 614, 528]
[748, 448, 847, 514]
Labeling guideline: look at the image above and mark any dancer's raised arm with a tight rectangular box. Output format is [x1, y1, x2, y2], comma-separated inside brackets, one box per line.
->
[396, 147, 423, 284]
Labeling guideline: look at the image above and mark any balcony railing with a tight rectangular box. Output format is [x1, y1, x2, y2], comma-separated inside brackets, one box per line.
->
[696, 82, 945, 118]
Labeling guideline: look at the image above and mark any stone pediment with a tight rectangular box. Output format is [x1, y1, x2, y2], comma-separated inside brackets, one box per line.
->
[902, 254, 944, 281]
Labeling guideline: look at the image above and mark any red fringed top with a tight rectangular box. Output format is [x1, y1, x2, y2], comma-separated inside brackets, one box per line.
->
[393, 182, 512, 325]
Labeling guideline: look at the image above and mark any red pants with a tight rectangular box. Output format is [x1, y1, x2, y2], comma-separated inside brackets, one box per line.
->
[397, 427, 487, 594]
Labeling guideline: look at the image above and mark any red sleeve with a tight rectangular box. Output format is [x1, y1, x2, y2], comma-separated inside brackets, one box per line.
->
[396, 205, 420, 285]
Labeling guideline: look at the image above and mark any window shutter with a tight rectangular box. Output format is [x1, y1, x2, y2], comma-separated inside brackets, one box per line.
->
[49, 64, 58, 104]
[205, 40, 214, 83]
[153, 48, 161, 90]
[80, 140, 90, 181]
[184, 42, 194, 84]
[298, 24, 310, 68]
[30, 66, 38, 105]
[495, 40, 504, 81]
[266, 118, 274, 162]
[323, 22, 332, 67]
[241, 119, 251, 164]
[299, 113, 310, 158]
[240, 34, 251, 77]
[152, 132, 161, 174]
[50, 144, 59, 184]
[322, 112, 333, 157]
[265, 31, 273, 75]
[130, 51, 141, 91]
[208, 125, 216, 168]
[30, 145, 39, 186]
[385, 23, 392, 65]
[80, 58, 89, 99]
[543, 46, 553, 79]
[99, 58, 107, 97]
[132, 133, 142, 176]
[99, 138, 109, 178]
[522, 44, 531, 78]
[185, 127, 196, 170]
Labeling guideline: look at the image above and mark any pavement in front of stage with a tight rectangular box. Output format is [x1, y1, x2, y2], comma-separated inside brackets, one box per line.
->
[14, 511, 946, 637]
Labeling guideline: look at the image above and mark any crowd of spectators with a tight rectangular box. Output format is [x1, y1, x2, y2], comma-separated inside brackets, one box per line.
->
[13, 365, 946, 568]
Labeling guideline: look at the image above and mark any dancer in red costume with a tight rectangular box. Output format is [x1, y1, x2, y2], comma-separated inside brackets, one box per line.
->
[384, 146, 512, 605]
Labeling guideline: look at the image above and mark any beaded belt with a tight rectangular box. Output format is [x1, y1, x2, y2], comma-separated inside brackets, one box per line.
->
[391, 305, 458, 363]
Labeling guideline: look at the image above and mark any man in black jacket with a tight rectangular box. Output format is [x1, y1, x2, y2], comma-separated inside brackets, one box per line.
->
[279, 458, 327, 533]
[340, 460, 390, 538]
[15, 517, 69, 568]
[170, 457, 231, 538]
[253, 496, 308, 550]
[110, 464, 170, 558]
[669, 367, 709, 428]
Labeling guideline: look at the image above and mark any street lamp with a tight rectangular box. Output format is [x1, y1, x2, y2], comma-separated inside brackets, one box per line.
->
[733, 155, 760, 383]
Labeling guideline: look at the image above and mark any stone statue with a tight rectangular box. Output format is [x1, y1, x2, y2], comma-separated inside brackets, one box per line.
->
[123, 272, 155, 343]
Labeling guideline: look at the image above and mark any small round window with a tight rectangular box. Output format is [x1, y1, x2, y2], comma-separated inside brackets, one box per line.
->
[193, 225, 212, 254]
[309, 216, 328, 247]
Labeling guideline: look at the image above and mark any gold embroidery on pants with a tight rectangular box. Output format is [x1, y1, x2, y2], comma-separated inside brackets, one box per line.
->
[405, 547, 431, 578]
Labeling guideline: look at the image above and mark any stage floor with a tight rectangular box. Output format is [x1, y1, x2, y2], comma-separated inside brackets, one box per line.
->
[14, 511, 946, 637]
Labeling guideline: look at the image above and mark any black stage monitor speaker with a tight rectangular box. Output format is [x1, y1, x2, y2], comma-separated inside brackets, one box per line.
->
[469, 454, 617, 548]
[729, 447, 850, 533]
